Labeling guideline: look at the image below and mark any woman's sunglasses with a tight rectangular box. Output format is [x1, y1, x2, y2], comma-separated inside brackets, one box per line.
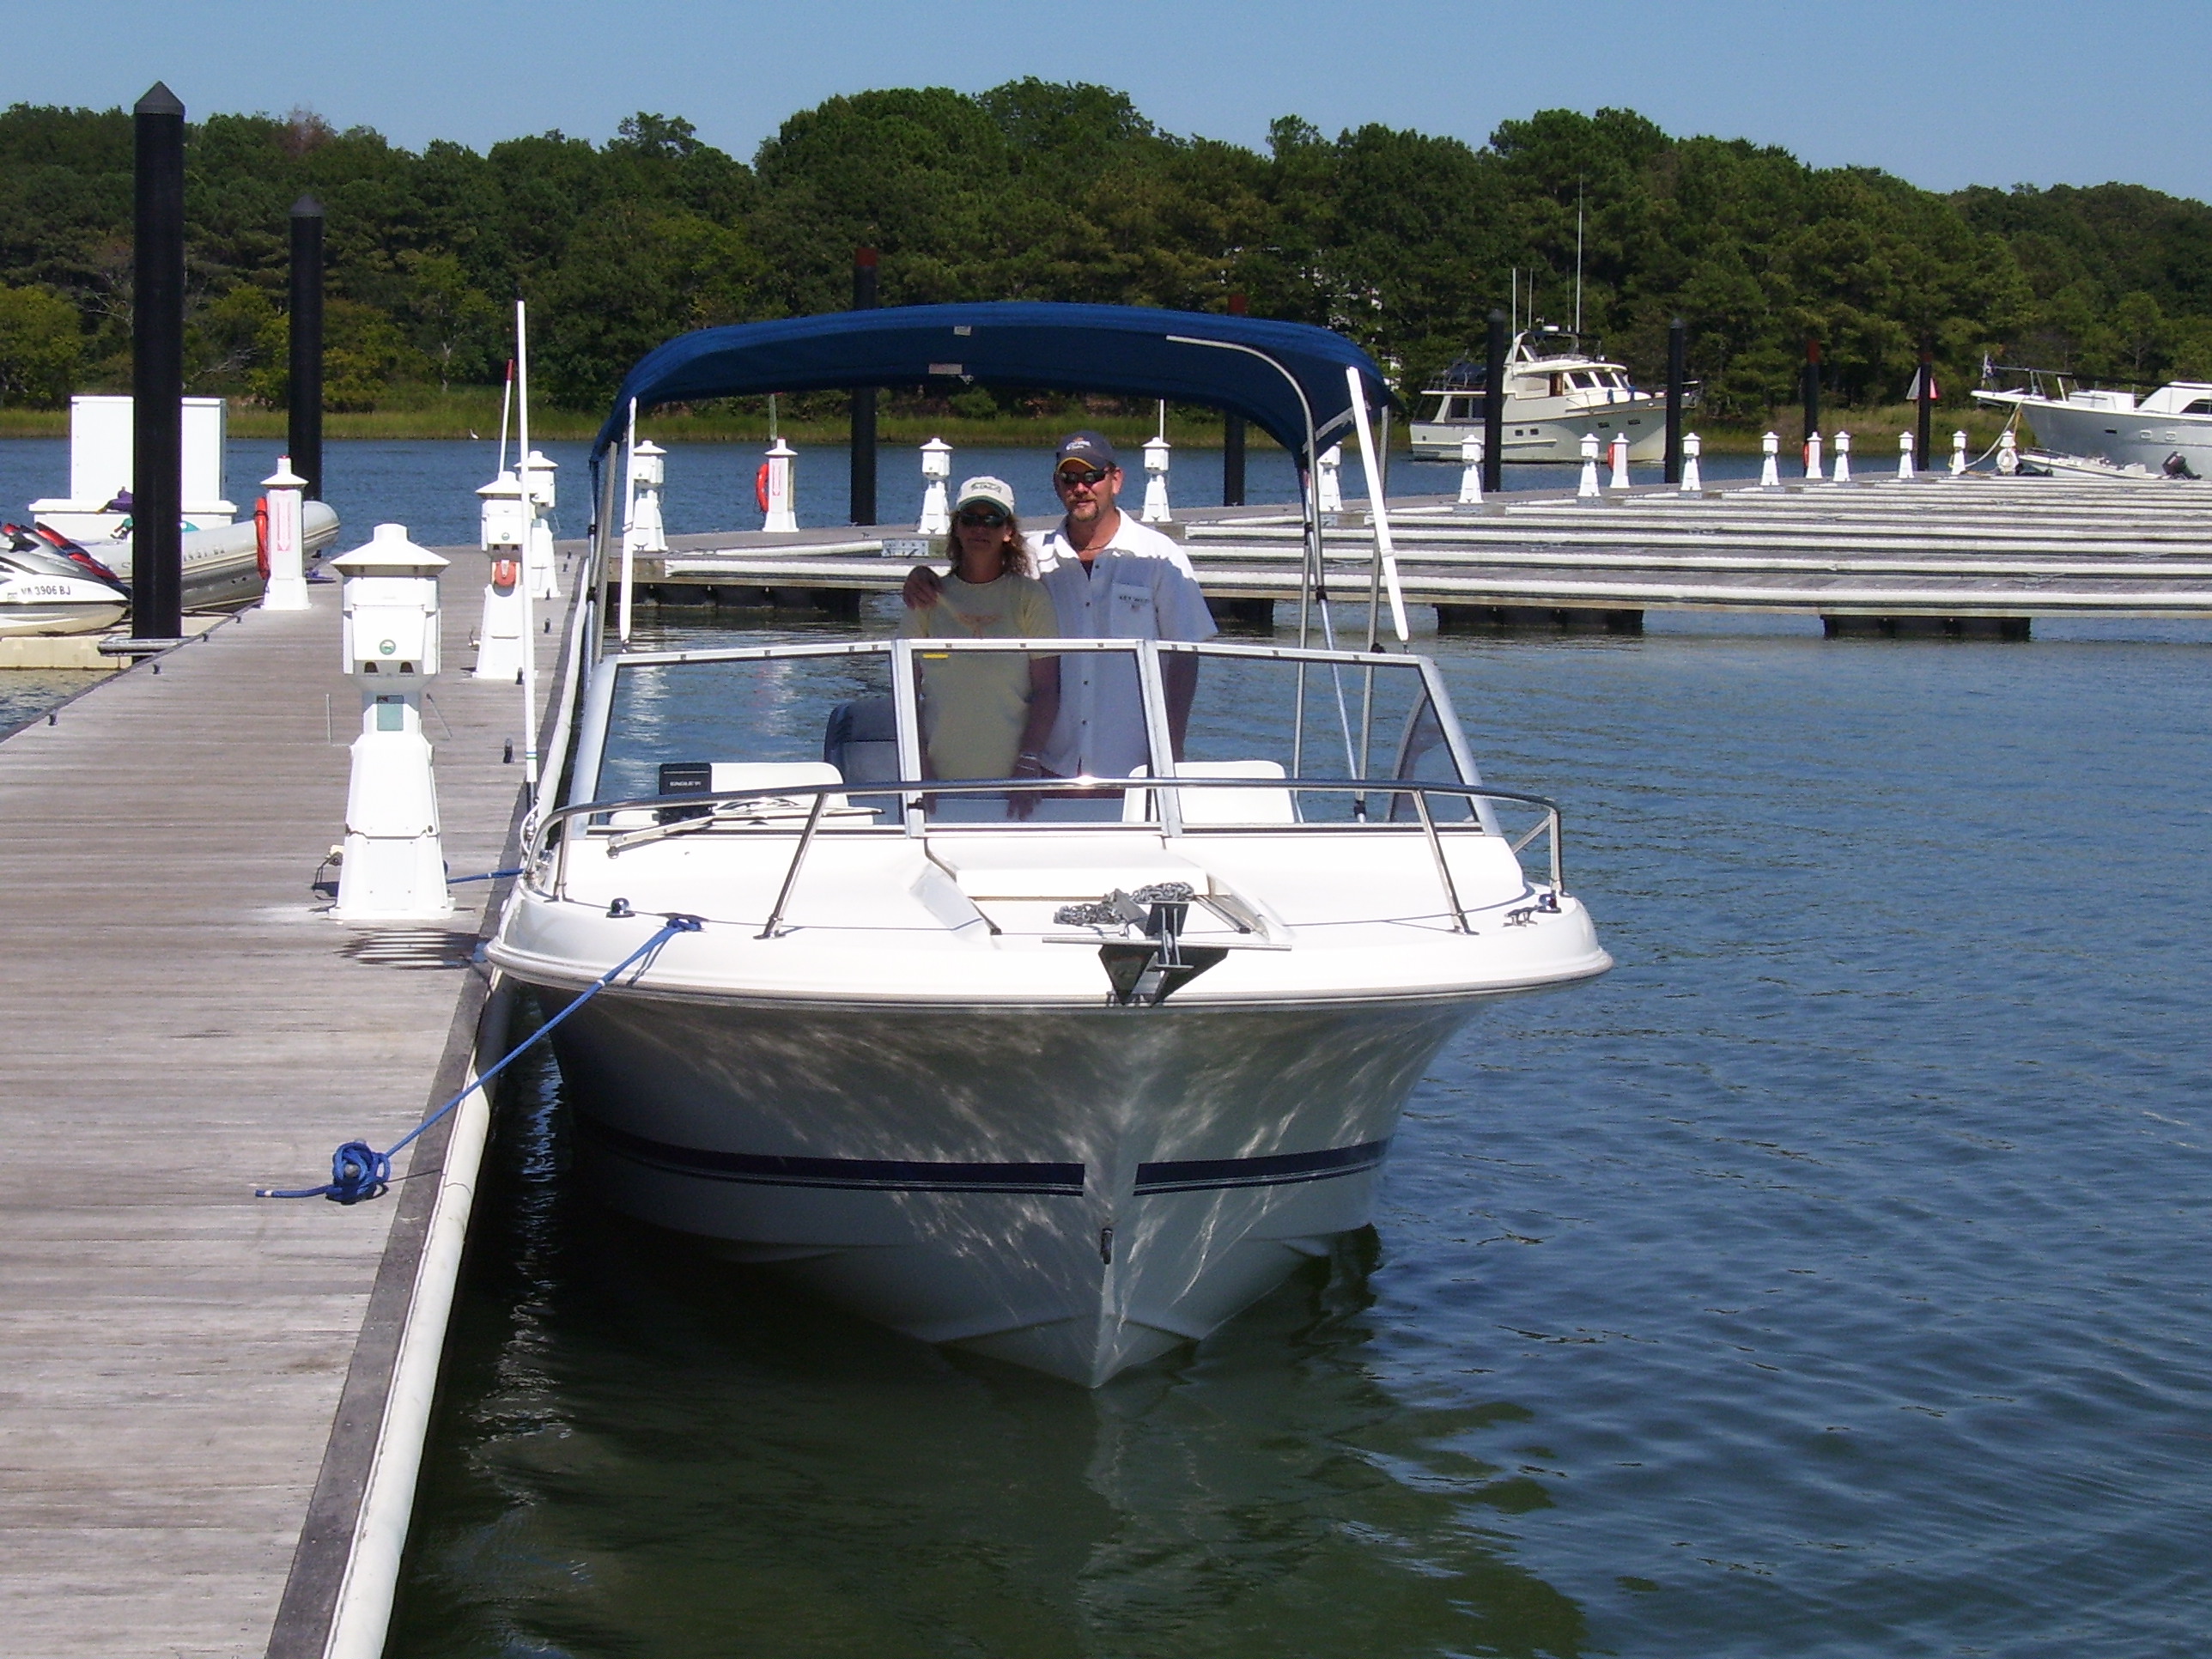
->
[956, 507, 1009, 527]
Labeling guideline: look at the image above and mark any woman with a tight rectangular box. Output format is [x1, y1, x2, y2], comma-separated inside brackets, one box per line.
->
[896, 477, 1061, 802]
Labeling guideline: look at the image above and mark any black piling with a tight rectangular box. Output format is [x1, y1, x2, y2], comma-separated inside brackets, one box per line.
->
[1222, 292, 1248, 507]
[131, 82, 185, 642]
[1802, 338, 1821, 453]
[1482, 308, 1506, 495]
[1916, 343, 1936, 477]
[288, 196, 325, 504]
[849, 247, 878, 526]
[1664, 317, 1686, 484]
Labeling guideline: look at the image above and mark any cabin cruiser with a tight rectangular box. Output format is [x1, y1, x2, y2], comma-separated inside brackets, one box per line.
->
[1409, 325, 1680, 462]
[1974, 369, 2212, 476]
[489, 303, 1613, 1385]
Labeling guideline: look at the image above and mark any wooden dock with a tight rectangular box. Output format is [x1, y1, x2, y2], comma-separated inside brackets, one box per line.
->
[0, 552, 560, 1656]
[618, 472, 2212, 632]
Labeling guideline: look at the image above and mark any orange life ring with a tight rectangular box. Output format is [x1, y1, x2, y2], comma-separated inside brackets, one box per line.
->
[492, 557, 520, 587]
[756, 462, 772, 514]
[253, 496, 270, 579]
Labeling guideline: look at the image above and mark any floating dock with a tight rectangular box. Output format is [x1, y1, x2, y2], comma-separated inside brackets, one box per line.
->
[0, 556, 567, 1657]
[619, 472, 2212, 635]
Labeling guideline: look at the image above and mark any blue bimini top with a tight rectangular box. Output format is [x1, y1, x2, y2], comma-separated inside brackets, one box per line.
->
[590, 301, 1393, 467]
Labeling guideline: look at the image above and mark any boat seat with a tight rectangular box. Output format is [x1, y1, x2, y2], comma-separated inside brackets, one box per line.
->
[1123, 761, 1296, 825]
[823, 696, 901, 786]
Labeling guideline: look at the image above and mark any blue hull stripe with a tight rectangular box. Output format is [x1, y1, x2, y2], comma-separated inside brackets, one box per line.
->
[1134, 1138, 1392, 1194]
[582, 1120, 1085, 1195]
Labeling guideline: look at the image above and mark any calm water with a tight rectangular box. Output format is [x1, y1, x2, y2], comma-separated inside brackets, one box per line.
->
[386, 610, 2209, 1659]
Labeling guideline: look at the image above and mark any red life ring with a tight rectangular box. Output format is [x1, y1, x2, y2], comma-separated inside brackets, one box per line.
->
[756, 461, 772, 514]
[253, 496, 270, 579]
[492, 557, 520, 588]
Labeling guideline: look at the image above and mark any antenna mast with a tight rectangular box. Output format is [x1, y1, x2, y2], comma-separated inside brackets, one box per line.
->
[1574, 179, 1584, 336]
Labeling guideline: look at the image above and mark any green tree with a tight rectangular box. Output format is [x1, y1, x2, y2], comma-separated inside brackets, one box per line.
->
[0, 280, 82, 404]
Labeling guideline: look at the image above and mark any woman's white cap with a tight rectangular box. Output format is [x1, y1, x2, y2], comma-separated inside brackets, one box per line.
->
[953, 475, 1016, 515]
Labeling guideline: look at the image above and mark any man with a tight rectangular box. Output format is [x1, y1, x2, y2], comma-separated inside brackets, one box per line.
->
[903, 431, 1213, 781]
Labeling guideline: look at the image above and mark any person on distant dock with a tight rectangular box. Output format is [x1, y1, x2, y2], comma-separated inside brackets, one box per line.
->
[896, 476, 1060, 802]
[903, 432, 1214, 780]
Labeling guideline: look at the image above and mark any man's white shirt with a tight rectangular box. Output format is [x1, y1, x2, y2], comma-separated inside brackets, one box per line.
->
[1026, 514, 1215, 778]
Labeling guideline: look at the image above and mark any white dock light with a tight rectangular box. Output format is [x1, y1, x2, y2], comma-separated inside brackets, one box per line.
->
[1759, 431, 1781, 488]
[1577, 432, 1601, 498]
[331, 523, 451, 922]
[1141, 432, 1172, 523]
[1833, 430, 1853, 484]
[1899, 430, 1916, 479]
[1952, 429, 1969, 477]
[625, 439, 667, 552]
[1996, 428, 2019, 476]
[520, 449, 559, 599]
[621, 437, 666, 645]
[259, 456, 310, 611]
[760, 436, 799, 533]
[1457, 434, 1484, 505]
[1680, 432, 1702, 494]
[1803, 429, 1824, 483]
[1316, 444, 1344, 514]
[916, 436, 951, 534]
[1607, 431, 1630, 490]
[472, 470, 526, 683]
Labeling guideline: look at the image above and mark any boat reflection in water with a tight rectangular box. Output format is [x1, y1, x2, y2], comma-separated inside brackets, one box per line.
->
[389, 1063, 1590, 1658]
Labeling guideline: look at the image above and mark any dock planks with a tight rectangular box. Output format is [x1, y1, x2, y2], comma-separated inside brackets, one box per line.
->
[624, 473, 2212, 623]
[0, 556, 556, 1657]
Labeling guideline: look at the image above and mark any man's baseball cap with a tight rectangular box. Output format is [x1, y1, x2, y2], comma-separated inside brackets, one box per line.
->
[953, 475, 1016, 516]
[1054, 431, 1120, 471]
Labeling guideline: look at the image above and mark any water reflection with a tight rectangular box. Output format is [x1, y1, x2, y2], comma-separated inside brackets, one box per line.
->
[392, 1048, 1584, 1659]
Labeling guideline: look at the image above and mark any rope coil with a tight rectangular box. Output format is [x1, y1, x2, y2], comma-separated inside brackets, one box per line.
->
[258, 912, 703, 1203]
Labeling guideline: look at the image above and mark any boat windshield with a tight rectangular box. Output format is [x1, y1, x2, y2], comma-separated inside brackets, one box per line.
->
[574, 641, 1478, 831]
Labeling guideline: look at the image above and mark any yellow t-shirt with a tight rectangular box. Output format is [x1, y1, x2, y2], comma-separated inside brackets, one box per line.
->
[896, 571, 1059, 780]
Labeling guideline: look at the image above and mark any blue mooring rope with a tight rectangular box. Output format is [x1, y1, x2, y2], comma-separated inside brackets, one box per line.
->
[447, 866, 526, 884]
[257, 913, 705, 1204]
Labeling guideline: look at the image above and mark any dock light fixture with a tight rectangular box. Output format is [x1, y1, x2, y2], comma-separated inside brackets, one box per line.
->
[915, 437, 951, 535]
[473, 470, 526, 682]
[259, 458, 310, 611]
[331, 524, 452, 922]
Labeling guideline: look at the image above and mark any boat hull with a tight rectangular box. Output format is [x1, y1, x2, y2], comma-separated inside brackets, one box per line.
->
[530, 984, 1479, 1384]
[1411, 408, 1667, 463]
[1978, 393, 2212, 474]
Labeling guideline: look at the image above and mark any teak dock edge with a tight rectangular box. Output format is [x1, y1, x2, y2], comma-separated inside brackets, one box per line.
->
[0, 555, 571, 1659]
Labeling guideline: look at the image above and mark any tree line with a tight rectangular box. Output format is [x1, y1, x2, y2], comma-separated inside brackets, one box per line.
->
[2, 82, 2209, 419]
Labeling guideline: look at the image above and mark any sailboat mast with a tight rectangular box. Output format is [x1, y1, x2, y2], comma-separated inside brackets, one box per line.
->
[1575, 180, 1584, 337]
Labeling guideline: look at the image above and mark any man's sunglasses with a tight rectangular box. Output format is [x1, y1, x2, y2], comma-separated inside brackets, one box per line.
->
[956, 508, 1009, 527]
[1055, 465, 1110, 487]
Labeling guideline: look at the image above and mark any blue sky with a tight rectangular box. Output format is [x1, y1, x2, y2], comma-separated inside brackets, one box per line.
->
[4, 0, 2208, 202]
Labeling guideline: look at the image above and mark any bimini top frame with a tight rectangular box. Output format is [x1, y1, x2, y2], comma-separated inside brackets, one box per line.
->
[586, 301, 1392, 469]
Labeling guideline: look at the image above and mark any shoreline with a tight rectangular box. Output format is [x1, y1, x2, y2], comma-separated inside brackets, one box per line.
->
[0, 403, 2018, 453]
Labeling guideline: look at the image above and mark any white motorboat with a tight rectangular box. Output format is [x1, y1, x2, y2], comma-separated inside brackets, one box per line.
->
[1974, 370, 2212, 476]
[0, 525, 129, 637]
[74, 501, 344, 612]
[1409, 325, 1680, 462]
[489, 303, 1613, 1385]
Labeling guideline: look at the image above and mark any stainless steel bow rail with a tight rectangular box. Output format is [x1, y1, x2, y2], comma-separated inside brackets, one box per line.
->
[524, 774, 1569, 939]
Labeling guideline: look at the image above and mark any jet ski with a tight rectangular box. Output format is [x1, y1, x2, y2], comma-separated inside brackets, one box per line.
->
[0, 522, 130, 638]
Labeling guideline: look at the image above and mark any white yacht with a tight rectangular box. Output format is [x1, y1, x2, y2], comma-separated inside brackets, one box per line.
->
[1410, 326, 1678, 462]
[1973, 371, 2212, 475]
[489, 303, 1613, 1386]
